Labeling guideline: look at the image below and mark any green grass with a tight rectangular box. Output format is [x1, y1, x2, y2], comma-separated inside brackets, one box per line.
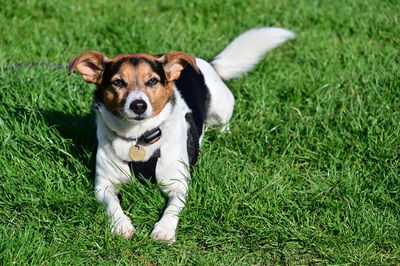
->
[1, 0, 399, 264]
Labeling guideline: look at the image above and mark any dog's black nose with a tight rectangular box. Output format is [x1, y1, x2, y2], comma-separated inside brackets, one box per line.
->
[130, 100, 147, 115]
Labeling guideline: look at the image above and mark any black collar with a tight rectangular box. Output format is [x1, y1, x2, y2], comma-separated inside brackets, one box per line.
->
[93, 101, 162, 145]
[114, 127, 162, 145]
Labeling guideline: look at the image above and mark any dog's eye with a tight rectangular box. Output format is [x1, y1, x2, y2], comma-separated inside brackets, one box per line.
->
[112, 79, 126, 88]
[146, 78, 159, 88]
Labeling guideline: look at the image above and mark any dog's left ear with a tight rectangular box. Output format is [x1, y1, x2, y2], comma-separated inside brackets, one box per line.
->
[158, 52, 199, 81]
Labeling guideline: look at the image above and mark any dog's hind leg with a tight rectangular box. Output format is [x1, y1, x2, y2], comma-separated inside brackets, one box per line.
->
[196, 58, 234, 131]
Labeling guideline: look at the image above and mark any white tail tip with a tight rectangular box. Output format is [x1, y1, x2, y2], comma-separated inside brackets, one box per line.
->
[211, 27, 296, 80]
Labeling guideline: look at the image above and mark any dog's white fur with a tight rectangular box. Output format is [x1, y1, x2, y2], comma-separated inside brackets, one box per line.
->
[93, 27, 295, 242]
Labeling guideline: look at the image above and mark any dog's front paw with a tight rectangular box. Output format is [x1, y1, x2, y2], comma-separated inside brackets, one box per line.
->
[151, 221, 176, 244]
[111, 215, 135, 240]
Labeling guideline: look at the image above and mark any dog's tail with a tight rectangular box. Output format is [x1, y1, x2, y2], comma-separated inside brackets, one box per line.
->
[211, 27, 295, 80]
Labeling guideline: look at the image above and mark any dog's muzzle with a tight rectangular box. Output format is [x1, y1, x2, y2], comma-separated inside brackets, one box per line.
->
[123, 90, 153, 121]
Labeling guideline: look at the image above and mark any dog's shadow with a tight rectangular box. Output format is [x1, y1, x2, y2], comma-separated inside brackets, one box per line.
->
[43, 109, 97, 153]
[7, 104, 98, 181]
[44, 108, 98, 167]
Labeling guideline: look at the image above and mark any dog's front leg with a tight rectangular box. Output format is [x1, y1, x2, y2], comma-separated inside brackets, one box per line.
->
[151, 161, 189, 243]
[95, 146, 135, 239]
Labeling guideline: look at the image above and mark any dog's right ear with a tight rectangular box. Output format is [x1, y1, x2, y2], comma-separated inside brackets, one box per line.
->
[68, 51, 108, 84]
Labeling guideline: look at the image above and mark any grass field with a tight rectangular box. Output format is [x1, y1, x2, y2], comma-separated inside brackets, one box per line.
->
[1, 0, 399, 264]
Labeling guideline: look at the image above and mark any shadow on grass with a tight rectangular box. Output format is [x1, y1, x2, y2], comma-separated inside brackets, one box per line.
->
[42, 109, 97, 155]
[6, 104, 163, 201]
[5, 104, 98, 180]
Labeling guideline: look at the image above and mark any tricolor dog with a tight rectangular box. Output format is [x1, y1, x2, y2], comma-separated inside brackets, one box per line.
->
[68, 27, 294, 243]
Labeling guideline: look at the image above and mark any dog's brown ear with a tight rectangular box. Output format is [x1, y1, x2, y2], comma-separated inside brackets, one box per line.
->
[68, 51, 108, 84]
[158, 52, 199, 81]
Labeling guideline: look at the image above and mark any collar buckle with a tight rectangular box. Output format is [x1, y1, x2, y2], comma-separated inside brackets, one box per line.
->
[140, 128, 162, 144]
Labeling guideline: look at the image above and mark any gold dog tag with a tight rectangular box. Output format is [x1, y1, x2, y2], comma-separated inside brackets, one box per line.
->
[129, 145, 146, 161]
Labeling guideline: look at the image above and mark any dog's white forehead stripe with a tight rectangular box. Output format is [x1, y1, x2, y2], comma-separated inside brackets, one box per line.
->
[128, 90, 148, 101]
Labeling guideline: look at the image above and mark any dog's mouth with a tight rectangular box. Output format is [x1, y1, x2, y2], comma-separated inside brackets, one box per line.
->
[123, 114, 147, 122]
[129, 116, 145, 121]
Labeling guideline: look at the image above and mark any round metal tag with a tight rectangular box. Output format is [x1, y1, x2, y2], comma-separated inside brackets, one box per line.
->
[129, 145, 146, 161]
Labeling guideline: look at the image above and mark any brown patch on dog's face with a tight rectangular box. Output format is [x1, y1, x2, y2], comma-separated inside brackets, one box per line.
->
[69, 51, 198, 120]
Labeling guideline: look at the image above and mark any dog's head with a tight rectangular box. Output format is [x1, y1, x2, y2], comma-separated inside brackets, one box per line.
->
[69, 51, 198, 121]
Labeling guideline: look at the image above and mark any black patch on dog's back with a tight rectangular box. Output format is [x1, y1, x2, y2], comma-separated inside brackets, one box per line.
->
[175, 65, 210, 136]
[185, 113, 200, 166]
[175, 65, 210, 166]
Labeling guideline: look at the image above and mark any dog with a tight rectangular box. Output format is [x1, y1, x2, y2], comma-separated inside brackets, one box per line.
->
[68, 27, 295, 243]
